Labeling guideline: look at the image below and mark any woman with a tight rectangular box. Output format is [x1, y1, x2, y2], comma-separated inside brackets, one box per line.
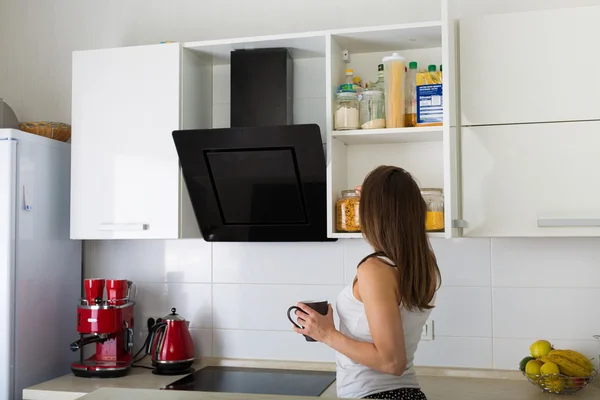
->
[292, 165, 441, 400]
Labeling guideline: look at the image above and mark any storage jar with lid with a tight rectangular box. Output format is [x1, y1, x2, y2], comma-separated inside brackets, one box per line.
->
[334, 92, 360, 130]
[421, 188, 444, 232]
[382, 52, 406, 128]
[336, 189, 360, 232]
[360, 89, 385, 130]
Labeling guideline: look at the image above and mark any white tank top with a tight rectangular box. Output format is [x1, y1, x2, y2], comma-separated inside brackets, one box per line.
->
[335, 255, 433, 399]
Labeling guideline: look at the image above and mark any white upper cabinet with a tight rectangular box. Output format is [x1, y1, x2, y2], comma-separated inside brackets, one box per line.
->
[460, 6, 600, 126]
[326, 21, 459, 238]
[461, 121, 600, 237]
[71, 43, 204, 239]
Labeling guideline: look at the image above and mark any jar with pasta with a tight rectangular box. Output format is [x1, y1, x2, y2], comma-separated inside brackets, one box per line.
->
[336, 189, 360, 232]
[382, 52, 406, 128]
[421, 188, 444, 232]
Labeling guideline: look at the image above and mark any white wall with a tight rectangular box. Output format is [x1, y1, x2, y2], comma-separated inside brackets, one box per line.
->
[3, 0, 600, 370]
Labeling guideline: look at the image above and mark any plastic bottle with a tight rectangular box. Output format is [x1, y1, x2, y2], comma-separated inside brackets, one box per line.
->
[428, 64, 442, 84]
[382, 53, 406, 128]
[338, 69, 356, 92]
[345, 69, 354, 85]
[373, 64, 385, 92]
[405, 61, 418, 127]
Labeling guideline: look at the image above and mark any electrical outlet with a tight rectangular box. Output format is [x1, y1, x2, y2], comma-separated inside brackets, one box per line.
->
[421, 319, 434, 341]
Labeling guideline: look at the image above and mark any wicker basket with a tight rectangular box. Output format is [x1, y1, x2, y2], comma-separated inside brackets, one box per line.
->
[523, 369, 597, 394]
[19, 121, 71, 142]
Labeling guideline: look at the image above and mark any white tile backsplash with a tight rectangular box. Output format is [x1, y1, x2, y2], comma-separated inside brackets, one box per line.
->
[414, 337, 493, 368]
[492, 238, 600, 288]
[430, 238, 491, 287]
[84, 237, 600, 369]
[431, 287, 492, 337]
[84, 239, 211, 283]
[342, 238, 372, 284]
[135, 282, 212, 329]
[493, 288, 600, 340]
[213, 284, 342, 331]
[213, 329, 336, 362]
[212, 242, 344, 285]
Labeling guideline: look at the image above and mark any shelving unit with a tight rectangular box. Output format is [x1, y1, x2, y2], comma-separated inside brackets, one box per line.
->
[332, 126, 443, 145]
[325, 21, 457, 239]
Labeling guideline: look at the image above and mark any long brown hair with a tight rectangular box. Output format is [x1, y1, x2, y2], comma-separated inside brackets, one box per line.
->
[359, 165, 441, 311]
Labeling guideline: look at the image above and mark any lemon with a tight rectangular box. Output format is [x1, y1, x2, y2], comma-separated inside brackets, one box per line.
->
[530, 340, 552, 358]
[525, 360, 543, 377]
[519, 356, 535, 372]
[540, 361, 560, 375]
[540, 362, 564, 393]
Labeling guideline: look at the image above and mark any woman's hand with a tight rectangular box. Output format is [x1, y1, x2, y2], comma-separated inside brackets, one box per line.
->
[292, 303, 336, 344]
[355, 185, 362, 196]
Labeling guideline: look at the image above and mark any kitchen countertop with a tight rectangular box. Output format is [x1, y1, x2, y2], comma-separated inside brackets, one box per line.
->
[22, 358, 337, 400]
[70, 376, 600, 400]
[23, 358, 600, 400]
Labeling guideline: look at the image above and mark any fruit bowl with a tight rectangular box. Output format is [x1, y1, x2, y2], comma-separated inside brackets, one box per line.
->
[523, 368, 598, 394]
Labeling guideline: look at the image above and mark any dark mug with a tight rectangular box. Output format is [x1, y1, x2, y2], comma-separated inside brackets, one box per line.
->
[287, 300, 329, 342]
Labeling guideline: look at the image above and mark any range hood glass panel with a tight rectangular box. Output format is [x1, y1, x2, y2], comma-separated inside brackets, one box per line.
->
[206, 148, 307, 225]
[172, 124, 333, 242]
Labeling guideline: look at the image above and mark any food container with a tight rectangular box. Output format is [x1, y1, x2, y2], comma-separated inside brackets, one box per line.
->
[334, 92, 360, 130]
[382, 53, 406, 128]
[421, 188, 444, 232]
[360, 90, 385, 129]
[336, 189, 360, 232]
[416, 65, 443, 127]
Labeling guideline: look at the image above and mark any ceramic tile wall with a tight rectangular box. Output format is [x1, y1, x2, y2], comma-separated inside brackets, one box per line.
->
[84, 237, 600, 370]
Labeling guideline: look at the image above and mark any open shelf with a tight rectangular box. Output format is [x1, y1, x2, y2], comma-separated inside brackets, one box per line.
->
[184, 32, 327, 65]
[332, 126, 443, 145]
[331, 232, 445, 239]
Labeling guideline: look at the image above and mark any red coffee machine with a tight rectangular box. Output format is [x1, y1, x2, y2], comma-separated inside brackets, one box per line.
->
[70, 279, 135, 378]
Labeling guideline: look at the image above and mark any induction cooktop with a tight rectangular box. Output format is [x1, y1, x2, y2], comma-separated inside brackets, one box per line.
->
[163, 366, 336, 397]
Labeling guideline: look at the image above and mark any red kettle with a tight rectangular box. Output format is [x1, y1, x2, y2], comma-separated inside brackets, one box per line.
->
[146, 308, 195, 375]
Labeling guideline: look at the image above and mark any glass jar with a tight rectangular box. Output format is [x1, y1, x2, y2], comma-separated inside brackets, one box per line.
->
[360, 89, 385, 130]
[334, 92, 360, 130]
[336, 189, 360, 232]
[421, 188, 444, 232]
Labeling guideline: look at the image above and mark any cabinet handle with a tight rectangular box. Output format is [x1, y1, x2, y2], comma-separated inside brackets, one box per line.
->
[537, 219, 600, 228]
[99, 223, 150, 231]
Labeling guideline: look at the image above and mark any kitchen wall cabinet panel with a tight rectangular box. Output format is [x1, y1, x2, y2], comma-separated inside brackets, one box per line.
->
[460, 6, 600, 126]
[461, 122, 600, 237]
[71, 43, 205, 239]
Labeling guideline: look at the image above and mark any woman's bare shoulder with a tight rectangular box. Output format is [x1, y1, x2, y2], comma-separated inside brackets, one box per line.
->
[357, 257, 398, 285]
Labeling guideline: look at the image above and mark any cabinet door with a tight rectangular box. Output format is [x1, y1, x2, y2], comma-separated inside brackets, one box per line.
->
[462, 122, 600, 236]
[71, 44, 181, 239]
[460, 6, 600, 126]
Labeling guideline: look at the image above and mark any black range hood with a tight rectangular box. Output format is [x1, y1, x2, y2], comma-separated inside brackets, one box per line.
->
[172, 124, 333, 242]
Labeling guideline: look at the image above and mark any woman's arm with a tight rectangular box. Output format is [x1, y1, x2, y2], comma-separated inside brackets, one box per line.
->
[294, 259, 407, 376]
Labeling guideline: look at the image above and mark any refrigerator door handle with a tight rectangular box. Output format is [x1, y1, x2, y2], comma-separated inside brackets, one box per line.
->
[22, 185, 32, 211]
[98, 223, 149, 231]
